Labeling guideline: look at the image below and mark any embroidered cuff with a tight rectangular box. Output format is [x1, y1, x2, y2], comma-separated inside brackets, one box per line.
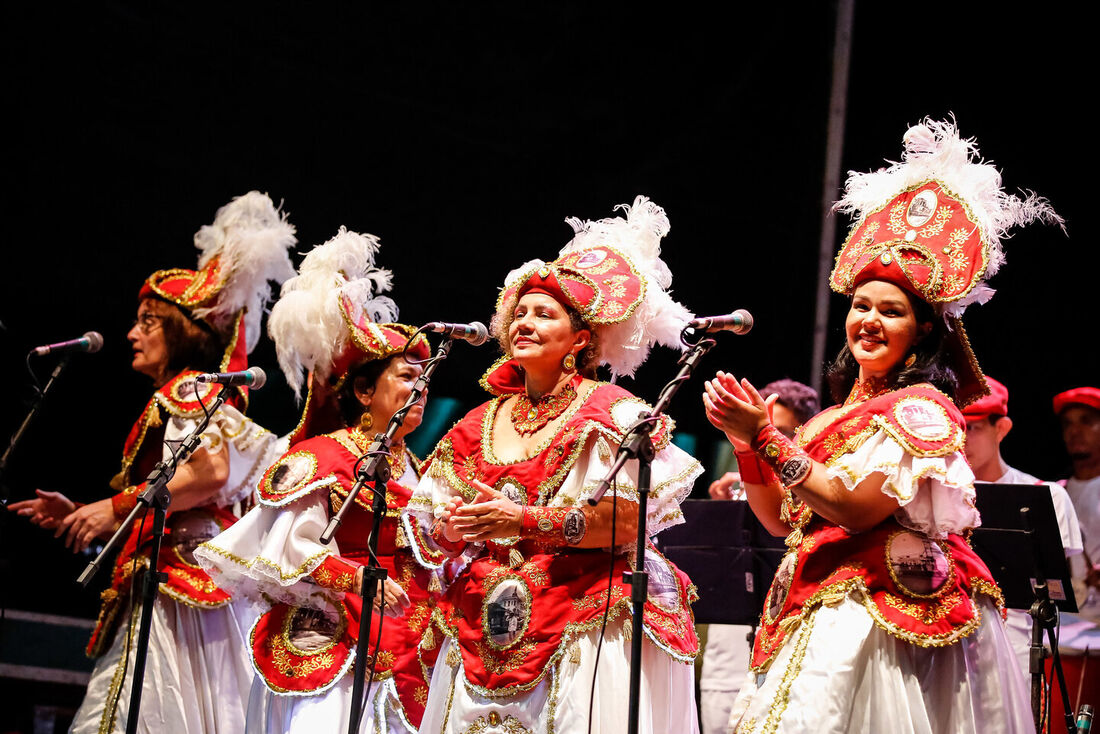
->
[753, 425, 812, 489]
[734, 450, 777, 486]
[310, 555, 362, 593]
[111, 485, 141, 521]
[519, 506, 587, 546]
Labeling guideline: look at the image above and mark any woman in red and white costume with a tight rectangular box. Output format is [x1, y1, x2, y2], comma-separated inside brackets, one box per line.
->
[404, 196, 703, 733]
[196, 228, 441, 733]
[10, 192, 296, 734]
[706, 120, 1063, 733]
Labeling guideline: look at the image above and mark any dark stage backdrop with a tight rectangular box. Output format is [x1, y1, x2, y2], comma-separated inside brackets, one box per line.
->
[0, 3, 1092, 619]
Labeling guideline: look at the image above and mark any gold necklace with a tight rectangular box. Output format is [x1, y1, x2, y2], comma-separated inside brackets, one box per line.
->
[844, 375, 892, 406]
[349, 426, 407, 478]
[510, 375, 581, 436]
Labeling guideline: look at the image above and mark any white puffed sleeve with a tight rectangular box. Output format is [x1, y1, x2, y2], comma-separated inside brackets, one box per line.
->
[825, 427, 979, 538]
[162, 402, 280, 508]
[195, 490, 339, 608]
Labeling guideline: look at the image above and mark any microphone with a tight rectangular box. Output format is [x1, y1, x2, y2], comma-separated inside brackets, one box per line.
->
[193, 367, 267, 389]
[32, 331, 104, 356]
[423, 321, 489, 346]
[686, 310, 753, 335]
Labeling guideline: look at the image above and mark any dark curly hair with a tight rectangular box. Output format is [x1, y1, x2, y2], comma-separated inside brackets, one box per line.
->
[337, 354, 399, 427]
[825, 294, 958, 405]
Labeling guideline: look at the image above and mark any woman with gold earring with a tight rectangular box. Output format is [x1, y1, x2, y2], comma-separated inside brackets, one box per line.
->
[196, 228, 441, 733]
[404, 197, 704, 733]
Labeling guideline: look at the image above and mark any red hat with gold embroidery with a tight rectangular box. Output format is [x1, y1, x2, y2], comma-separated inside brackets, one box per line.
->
[140, 191, 297, 378]
[961, 376, 1009, 421]
[268, 227, 428, 444]
[1053, 387, 1100, 416]
[484, 196, 692, 393]
[830, 119, 1063, 406]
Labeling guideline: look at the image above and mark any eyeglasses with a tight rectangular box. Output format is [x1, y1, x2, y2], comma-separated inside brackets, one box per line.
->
[131, 313, 164, 334]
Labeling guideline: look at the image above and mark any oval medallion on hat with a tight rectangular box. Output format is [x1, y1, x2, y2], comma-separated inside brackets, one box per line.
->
[906, 189, 939, 228]
[893, 397, 951, 442]
[886, 530, 954, 598]
[574, 249, 609, 269]
[482, 574, 532, 650]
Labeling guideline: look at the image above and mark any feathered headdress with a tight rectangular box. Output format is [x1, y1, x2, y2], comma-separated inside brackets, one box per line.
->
[830, 117, 1063, 404]
[486, 195, 692, 391]
[268, 226, 427, 444]
[140, 191, 297, 374]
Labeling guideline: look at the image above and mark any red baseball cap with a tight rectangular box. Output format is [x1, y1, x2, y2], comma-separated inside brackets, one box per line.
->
[1053, 387, 1100, 415]
[962, 377, 1009, 421]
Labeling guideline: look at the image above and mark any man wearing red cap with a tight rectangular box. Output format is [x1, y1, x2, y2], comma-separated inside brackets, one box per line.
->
[963, 377, 1084, 671]
[1054, 387, 1100, 611]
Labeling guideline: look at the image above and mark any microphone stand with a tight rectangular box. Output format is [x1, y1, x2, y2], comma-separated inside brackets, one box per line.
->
[1022, 507, 1076, 734]
[78, 387, 227, 734]
[323, 336, 454, 734]
[587, 329, 716, 734]
[1, 355, 72, 504]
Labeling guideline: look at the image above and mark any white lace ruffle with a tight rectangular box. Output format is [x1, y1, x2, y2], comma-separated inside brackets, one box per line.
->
[195, 485, 341, 611]
[825, 427, 979, 538]
[163, 403, 280, 507]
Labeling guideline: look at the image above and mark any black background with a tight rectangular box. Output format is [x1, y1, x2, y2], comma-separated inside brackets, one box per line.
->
[1, 3, 1093, 618]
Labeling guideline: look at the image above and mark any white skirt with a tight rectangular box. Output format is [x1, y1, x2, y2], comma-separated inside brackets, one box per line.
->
[70, 596, 256, 734]
[244, 673, 415, 734]
[419, 617, 699, 734]
[727, 594, 1034, 734]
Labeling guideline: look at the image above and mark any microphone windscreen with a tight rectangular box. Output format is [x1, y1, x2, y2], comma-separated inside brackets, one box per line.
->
[84, 331, 105, 353]
[470, 322, 489, 346]
[248, 366, 267, 390]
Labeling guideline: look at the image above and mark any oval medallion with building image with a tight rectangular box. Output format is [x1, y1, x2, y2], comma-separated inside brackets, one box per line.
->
[482, 576, 532, 650]
[886, 530, 952, 598]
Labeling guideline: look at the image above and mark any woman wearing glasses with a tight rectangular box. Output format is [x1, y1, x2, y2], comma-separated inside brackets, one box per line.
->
[9, 192, 294, 734]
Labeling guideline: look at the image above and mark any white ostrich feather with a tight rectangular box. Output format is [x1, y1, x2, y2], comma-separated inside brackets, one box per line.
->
[834, 117, 1063, 282]
[563, 196, 692, 378]
[268, 226, 396, 397]
[190, 191, 297, 352]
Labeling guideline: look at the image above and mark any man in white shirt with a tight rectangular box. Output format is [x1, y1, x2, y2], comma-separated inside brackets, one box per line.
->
[1054, 387, 1100, 620]
[963, 377, 1085, 672]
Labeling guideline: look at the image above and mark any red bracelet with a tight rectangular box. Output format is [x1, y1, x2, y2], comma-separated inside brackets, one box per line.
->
[519, 506, 588, 546]
[734, 450, 776, 486]
[111, 486, 140, 521]
[753, 425, 812, 489]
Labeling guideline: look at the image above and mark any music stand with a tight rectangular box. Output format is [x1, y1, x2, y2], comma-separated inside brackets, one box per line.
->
[971, 481, 1078, 733]
[657, 499, 786, 625]
[971, 482, 1075, 613]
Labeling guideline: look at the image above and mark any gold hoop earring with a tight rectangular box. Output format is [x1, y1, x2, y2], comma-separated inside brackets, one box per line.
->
[904, 353, 916, 369]
[562, 352, 576, 373]
[359, 412, 374, 431]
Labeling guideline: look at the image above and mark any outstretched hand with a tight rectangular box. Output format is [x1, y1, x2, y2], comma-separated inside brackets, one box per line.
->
[447, 480, 523, 542]
[703, 371, 777, 449]
[7, 489, 77, 530]
[56, 498, 118, 553]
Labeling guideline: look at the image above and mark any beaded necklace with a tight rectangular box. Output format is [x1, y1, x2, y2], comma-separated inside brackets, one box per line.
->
[844, 375, 893, 406]
[509, 374, 583, 436]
